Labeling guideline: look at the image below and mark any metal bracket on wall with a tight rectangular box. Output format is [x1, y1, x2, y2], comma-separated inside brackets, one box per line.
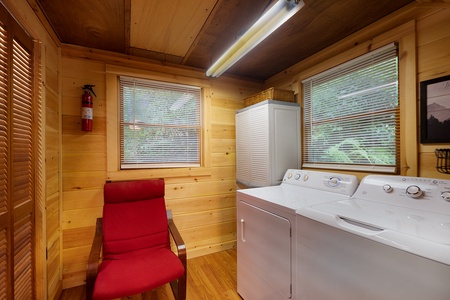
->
[435, 149, 450, 174]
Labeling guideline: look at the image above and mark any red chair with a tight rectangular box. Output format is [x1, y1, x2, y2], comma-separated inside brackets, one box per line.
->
[86, 179, 186, 300]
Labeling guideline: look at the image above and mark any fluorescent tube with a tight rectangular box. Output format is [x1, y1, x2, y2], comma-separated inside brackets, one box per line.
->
[206, 0, 304, 78]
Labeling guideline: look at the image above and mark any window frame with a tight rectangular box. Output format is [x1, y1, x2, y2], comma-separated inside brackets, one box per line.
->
[118, 76, 203, 169]
[106, 65, 212, 180]
[302, 43, 400, 173]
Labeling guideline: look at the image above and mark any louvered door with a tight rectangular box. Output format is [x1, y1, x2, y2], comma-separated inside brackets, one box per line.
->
[0, 4, 35, 299]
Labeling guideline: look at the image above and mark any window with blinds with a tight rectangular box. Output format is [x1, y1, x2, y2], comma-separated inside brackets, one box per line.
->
[302, 43, 399, 173]
[0, 3, 36, 299]
[119, 76, 202, 169]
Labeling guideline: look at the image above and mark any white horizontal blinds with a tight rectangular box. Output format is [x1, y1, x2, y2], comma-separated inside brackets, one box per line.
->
[303, 43, 399, 172]
[119, 76, 202, 169]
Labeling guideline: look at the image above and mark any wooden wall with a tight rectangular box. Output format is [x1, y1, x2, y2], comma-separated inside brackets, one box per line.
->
[8, 0, 450, 296]
[59, 48, 262, 288]
[42, 42, 62, 300]
[416, 6, 450, 177]
[266, 2, 450, 181]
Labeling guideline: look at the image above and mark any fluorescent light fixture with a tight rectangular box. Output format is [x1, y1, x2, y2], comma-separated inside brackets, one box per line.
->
[206, 0, 305, 78]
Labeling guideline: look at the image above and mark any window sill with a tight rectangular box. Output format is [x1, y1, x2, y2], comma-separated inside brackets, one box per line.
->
[107, 166, 212, 181]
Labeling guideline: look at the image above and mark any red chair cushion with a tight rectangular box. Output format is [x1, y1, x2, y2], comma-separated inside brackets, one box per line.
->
[102, 180, 169, 259]
[92, 247, 185, 300]
[104, 179, 164, 204]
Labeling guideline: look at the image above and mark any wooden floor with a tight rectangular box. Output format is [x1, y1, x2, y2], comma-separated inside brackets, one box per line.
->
[59, 249, 242, 300]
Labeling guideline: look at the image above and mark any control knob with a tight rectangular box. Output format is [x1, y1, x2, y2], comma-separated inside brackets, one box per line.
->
[382, 184, 393, 193]
[328, 177, 340, 187]
[441, 191, 450, 202]
[406, 185, 423, 199]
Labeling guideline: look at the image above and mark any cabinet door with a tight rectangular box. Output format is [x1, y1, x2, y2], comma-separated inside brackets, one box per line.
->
[248, 106, 269, 186]
[237, 201, 292, 299]
[236, 110, 251, 185]
[272, 106, 300, 183]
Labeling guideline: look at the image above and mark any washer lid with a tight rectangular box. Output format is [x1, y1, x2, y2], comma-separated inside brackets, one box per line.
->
[311, 198, 450, 244]
[237, 184, 353, 213]
[299, 199, 450, 265]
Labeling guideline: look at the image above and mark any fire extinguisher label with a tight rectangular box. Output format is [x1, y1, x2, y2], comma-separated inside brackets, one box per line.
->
[82, 107, 93, 119]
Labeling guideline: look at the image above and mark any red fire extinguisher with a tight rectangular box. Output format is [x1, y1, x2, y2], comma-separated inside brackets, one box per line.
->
[81, 84, 96, 131]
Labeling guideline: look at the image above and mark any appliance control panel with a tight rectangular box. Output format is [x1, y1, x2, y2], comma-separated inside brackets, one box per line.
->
[282, 169, 359, 196]
[353, 175, 450, 214]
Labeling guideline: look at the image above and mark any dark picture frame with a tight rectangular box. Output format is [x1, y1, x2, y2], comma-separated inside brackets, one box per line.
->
[420, 74, 450, 143]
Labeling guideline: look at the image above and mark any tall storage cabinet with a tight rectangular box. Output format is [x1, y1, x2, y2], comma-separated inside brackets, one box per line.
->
[236, 100, 301, 187]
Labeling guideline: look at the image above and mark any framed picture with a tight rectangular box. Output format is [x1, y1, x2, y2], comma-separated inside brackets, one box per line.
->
[420, 74, 450, 143]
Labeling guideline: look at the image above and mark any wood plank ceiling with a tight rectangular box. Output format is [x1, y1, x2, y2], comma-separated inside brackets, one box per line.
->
[35, 0, 416, 81]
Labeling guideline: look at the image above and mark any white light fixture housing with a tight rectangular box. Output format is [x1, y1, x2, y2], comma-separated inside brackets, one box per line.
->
[206, 0, 305, 78]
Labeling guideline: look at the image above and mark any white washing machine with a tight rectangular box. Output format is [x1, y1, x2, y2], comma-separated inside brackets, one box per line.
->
[236, 169, 359, 300]
[297, 175, 450, 300]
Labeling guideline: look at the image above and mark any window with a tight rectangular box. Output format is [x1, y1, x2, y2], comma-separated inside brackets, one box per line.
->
[303, 43, 399, 173]
[119, 76, 202, 169]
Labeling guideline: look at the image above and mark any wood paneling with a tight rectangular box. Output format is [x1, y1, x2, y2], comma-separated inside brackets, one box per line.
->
[36, 0, 125, 53]
[43, 35, 63, 300]
[417, 8, 450, 177]
[60, 50, 260, 288]
[8, 0, 450, 297]
[130, 0, 217, 57]
[266, 4, 450, 180]
[412, 8, 450, 178]
[58, 4, 450, 290]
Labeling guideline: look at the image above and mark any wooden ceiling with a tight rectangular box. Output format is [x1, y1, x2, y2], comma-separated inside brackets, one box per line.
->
[35, 0, 415, 81]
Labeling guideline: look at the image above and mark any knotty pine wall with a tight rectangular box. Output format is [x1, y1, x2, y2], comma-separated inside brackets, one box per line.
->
[9, 0, 450, 295]
[417, 5, 450, 178]
[41, 42, 62, 300]
[266, 2, 450, 181]
[60, 49, 262, 288]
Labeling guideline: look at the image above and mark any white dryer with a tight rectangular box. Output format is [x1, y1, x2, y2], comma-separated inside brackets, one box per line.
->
[236, 169, 358, 300]
[297, 175, 450, 300]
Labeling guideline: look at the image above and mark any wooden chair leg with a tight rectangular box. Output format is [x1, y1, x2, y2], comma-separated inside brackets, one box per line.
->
[170, 272, 186, 300]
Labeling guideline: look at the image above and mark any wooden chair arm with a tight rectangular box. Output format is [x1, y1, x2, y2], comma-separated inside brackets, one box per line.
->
[86, 218, 103, 300]
[167, 210, 187, 300]
[167, 210, 186, 265]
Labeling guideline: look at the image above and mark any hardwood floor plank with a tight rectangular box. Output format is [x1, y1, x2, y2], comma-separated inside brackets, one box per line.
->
[59, 249, 242, 300]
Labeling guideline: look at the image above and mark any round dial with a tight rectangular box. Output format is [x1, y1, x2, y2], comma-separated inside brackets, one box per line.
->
[441, 191, 450, 202]
[382, 184, 393, 193]
[328, 177, 340, 187]
[405, 185, 423, 199]
[294, 173, 301, 180]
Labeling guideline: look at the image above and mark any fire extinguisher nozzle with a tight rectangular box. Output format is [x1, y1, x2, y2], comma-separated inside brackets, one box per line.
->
[82, 84, 97, 97]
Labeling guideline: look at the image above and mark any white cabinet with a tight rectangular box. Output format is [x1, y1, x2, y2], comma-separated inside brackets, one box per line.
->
[236, 100, 300, 187]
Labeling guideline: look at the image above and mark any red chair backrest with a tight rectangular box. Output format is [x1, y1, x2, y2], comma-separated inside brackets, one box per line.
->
[102, 179, 169, 259]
